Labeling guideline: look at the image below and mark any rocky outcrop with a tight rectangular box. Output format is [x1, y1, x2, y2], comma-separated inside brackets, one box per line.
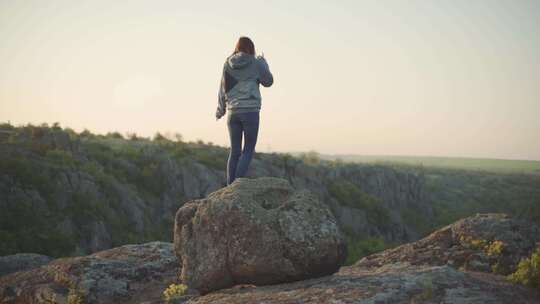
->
[0, 253, 52, 276]
[188, 213, 540, 303]
[1, 214, 539, 303]
[174, 177, 347, 294]
[0, 242, 176, 304]
[189, 264, 539, 304]
[356, 213, 540, 274]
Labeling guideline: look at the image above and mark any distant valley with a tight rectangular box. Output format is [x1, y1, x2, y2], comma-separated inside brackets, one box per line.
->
[314, 153, 540, 174]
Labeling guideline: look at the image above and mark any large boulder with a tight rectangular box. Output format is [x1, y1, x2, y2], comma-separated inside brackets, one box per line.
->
[174, 177, 347, 294]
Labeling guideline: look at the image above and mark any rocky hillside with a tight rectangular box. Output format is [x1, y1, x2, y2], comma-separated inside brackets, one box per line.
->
[0, 124, 429, 258]
[1, 123, 540, 262]
[1, 213, 539, 303]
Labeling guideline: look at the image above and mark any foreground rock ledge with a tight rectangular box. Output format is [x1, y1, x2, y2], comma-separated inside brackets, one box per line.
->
[174, 177, 347, 294]
[0, 242, 176, 304]
[189, 213, 540, 304]
[1, 214, 539, 303]
[190, 263, 540, 304]
[0, 253, 52, 277]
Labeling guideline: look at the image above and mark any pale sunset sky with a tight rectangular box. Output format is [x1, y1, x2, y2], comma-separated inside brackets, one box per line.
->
[1, 1, 539, 160]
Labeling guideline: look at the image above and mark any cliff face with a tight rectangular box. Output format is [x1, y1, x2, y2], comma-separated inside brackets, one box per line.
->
[251, 155, 430, 242]
[2, 125, 539, 258]
[0, 126, 428, 256]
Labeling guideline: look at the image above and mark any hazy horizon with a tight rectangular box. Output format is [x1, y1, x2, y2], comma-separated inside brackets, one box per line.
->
[1, 1, 539, 161]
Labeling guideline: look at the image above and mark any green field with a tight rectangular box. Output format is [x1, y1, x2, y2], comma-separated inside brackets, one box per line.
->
[320, 154, 540, 175]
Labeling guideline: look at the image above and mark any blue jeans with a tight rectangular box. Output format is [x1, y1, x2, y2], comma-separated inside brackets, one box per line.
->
[227, 111, 260, 185]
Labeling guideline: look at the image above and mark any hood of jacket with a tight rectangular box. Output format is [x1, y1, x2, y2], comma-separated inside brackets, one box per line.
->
[227, 52, 255, 69]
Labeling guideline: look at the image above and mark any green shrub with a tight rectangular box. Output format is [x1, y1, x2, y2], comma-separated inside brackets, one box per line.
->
[191, 148, 227, 170]
[63, 192, 107, 227]
[299, 150, 321, 166]
[0, 197, 75, 257]
[43, 293, 57, 304]
[508, 244, 540, 291]
[412, 278, 434, 302]
[400, 208, 433, 236]
[139, 161, 167, 195]
[327, 179, 389, 225]
[105, 132, 123, 139]
[153, 132, 168, 142]
[173, 133, 183, 142]
[67, 287, 85, 304]
[0, 158, 51, 194]
[344, 235, 393, 265]
[0, 121, 14, 130]
[163, 283, 188, 302]
[0, 230, 18, 256]
[491, 262, 504, 274]
[46, 149, 76, 167]
[80, 129, 94, 138]
[171, 144, 191, 159]
[486, 240, 505, 256]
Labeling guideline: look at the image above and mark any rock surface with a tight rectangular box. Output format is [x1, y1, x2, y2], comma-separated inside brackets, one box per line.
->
[1, 214, 540, 303]
[189, 263, 539, 304]
[356, 213, 540, 275]
[0, 242, 176, 304]
[0, 253, 52, 276]
[174, 177, 347, 294]
[188, 213, 540, 304]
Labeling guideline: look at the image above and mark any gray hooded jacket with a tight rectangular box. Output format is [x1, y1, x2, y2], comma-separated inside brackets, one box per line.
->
[216, 52, 273, 119]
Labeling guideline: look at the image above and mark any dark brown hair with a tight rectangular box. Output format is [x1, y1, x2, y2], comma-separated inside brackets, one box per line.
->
[234, 36, 255, 55]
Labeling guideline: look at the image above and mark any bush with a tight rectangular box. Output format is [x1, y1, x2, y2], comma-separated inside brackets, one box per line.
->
[486, 240, 505, 256]
[80, 129, 94, 138]
[344, 236, 392, 265]
[46, 149, 76, 167]
[140, 162, 166, 194]
[400, 208, 433, 236]
[508, 244, 540, 291]
[0, 121, 14, 131]
[153, 132, 168, 142]
[0, 197, 76, 257]
[0, 230, 18, 256]
[67, 287, 85, 304]
[174, 133, 183, 142]
[163, 283, 188, 302]
[300, 150, 321, 166]
[191, 147, 228, 170]
[327, 179, 389, 225]
[106, 131, 124, 139]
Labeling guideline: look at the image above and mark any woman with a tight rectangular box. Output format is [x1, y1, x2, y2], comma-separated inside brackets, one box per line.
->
[216, 36, 273, 185]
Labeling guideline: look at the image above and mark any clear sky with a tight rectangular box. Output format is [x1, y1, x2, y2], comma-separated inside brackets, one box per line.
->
[1, 0, 539, 160]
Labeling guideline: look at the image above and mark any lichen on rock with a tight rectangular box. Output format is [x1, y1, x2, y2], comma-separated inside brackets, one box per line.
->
[173, 177, 347, 294]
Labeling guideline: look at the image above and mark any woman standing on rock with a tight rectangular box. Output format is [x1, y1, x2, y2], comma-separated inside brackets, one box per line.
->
[216, 36, 274, 185]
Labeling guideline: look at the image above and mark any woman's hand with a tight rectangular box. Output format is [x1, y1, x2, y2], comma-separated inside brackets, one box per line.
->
[216, 108, 225, 120]
[256, 54, 273, 87]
